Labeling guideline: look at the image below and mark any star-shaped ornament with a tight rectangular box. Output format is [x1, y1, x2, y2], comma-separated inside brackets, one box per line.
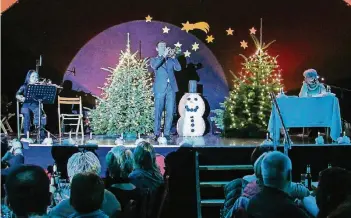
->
[206, 35, 214, 43]
[184, 50, 191, 57]
[145, 15, 152, 22]
[181, 21, 192, 32]
[249, 27, 257, 35]
[192, 42, 199, 51]
[162, 26, 170, 33]
[240, 40, 248, 49]
[226, 28, 234, 35]
[174, 42, 182, 48]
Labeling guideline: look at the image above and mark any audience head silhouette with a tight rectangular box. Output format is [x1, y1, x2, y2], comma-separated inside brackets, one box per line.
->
[261, 151, 292, 192]
[70, 172, 105, 214]
[5, 165, 50, 217]
[316, 167, 351, 218]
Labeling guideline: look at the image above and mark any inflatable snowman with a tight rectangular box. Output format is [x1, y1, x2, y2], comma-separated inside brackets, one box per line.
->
[177, 81, 206, 136]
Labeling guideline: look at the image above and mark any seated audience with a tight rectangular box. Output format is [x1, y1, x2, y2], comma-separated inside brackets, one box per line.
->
[129, 141, 164, 192]
[1, 137, 24, 173]
[4, 165, 51, 217]
[315, 167, 351, 218]
[246, 151, 309, 218]
[1, 137, 25, 200]
[69, 172, 108, 218]
[105, 146, 142, 215]
[49, 151, 121, 217]
[223, 146, 309, 218]
[129, 141, 164, 217]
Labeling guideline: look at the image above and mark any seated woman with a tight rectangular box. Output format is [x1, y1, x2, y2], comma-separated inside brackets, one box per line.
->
[16, 70, 46, 138]
[129, 142, 164, 191]
[299, 69, 326, 97]
[105, 146, 142, 214]
[129, 141, 164, 217]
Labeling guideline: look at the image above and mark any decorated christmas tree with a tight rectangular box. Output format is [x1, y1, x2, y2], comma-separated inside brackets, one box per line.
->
[213, 34, 283, 137]
[90, 33, 154, 135]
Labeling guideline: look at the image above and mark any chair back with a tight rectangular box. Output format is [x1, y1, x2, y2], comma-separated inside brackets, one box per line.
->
[58, 96, 83, 115]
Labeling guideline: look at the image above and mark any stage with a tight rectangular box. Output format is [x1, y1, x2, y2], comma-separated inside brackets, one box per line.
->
[16, 134, 350, 178]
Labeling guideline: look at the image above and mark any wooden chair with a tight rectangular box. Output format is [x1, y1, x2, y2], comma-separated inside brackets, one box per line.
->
[58, 96, 84, 138]
[1, 113, 15, 135]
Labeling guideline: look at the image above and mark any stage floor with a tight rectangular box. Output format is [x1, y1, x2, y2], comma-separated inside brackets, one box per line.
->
[11, 133, 350, 178]
[19, 133, 349, 148]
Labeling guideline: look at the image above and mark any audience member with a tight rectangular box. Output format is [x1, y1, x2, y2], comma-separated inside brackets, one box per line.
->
[5, 165, 51, 217]
[1, 138, 25, 172]
[223, 146, 309, 218]
[69, 172, 108, 218]
[129, 141, 164, 217]
[49, 151, 121, 217]
[246, 151, 309, 218]
[1, 137, 25, 200]
[315, 167, 351, 218]
[106, 146, 142, 215]
[129, 141, 164, 191]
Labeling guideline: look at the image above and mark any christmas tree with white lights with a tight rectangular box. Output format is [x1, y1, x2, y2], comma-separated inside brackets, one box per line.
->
[214, 31, 283, 137]
[90, 33, 154, 135]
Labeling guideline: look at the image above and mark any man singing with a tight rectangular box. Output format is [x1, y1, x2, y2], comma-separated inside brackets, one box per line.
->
[150, 41, 181, 141]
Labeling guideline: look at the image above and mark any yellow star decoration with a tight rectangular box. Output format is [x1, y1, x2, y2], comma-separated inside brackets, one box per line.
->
[162, 26, 170, 33]
[181, 21, 192, 32]
[249, 27, 257, 35]
[145, 15, 152, 22]
[240, 40, 248, 49]
[226, 28, 234, 35]
[192, 42, 199, 51]
[206, 35, 214, 43]
[184, 50, 191, 57]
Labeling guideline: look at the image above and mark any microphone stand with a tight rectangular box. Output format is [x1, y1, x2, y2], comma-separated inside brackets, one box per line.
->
[270, 92, 292, 155]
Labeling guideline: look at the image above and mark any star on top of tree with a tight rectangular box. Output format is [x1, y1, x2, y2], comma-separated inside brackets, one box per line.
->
[226, 28, 234, 35]
[174, 42, 182, 48]
[184, 50, 191, 57]
[206, 35, 214, 43]
[145, 15, 153, 22]
[249, 27, 257, 35]
[192, 42, 199, 51]
[162, 26, 170, 33]
[240, 40, 248, 49]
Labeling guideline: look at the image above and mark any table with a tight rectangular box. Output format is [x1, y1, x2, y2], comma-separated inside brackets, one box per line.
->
[268, 95, 342, 143]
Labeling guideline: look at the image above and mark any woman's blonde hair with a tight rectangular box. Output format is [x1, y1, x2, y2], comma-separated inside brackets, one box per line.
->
[106, 146, 134, 179]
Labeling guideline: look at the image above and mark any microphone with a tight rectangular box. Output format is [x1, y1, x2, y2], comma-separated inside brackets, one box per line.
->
[39, 55, 42, 66]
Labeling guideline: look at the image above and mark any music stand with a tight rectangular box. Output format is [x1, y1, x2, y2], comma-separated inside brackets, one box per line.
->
[25, 84, 57, 143]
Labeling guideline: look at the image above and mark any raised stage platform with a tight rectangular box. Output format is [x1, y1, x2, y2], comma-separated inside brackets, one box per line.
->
[18, 134, 351, 178]
[11, 134, 351, 218]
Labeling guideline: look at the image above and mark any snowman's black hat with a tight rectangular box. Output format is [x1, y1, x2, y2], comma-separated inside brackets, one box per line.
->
[188, 80, 197, 93]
